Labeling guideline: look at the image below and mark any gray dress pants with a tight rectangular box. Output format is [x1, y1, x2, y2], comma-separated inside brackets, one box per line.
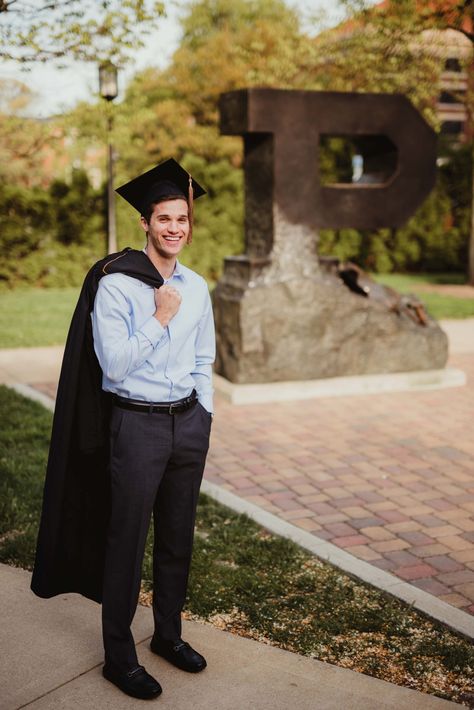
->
[102, 399, 211, 672]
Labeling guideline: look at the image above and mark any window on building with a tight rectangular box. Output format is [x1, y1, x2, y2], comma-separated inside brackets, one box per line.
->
[438, 90, 464, 105]
[441, 121, 464, 135]
[444, 57, 462, 72]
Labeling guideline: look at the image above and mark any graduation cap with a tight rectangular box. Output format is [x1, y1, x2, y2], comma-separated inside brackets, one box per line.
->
[116, 158, 206, 243]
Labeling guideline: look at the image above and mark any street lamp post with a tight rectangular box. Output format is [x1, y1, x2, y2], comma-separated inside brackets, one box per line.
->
[99, 63, 119, 255]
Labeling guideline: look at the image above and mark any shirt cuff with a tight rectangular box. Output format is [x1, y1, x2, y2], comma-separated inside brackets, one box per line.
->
[137, 316, 165, 348]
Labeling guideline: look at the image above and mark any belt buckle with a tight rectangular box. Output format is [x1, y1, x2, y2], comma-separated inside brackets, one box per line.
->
[169, 402, 179, 415]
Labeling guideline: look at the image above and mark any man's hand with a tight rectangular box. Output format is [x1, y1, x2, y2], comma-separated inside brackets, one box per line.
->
[154, 285, 182, 327]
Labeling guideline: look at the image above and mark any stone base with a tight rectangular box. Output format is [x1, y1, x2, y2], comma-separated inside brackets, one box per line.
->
[214, 368, 466, 405]
[213, 263, 449, 383]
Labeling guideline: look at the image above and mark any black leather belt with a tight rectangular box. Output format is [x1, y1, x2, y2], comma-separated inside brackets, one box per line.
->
[113, 390, 198, 415]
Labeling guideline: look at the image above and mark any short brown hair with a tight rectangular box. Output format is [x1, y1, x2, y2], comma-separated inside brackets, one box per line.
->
[141, 194, 188, 223]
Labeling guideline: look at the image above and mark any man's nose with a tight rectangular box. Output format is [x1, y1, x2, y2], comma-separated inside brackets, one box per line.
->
[168, 220, 180, 233]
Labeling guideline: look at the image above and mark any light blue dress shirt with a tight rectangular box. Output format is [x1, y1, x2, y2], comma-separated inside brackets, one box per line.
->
[91, 259, 215, 413]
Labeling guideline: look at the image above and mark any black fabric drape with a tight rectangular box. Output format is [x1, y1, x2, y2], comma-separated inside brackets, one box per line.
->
[31, 248, 163, 603]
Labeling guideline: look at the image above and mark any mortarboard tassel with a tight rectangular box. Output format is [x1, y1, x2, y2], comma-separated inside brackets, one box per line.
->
[187, 174, 194, 244]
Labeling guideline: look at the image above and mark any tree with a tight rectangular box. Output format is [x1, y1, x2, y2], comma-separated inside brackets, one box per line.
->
[5, 0, 470, 284]
[50, 169, 105, 246]
[167, 0, 309, 124]
[0, 79, 60, 186]
[421, 1, 474, 282]
[338, 0, 474, 281]
[302, 1, 444, 126]
[0, 0, 165, 65]
[46, 0, 471, 279]
[63, 0, 312, 275]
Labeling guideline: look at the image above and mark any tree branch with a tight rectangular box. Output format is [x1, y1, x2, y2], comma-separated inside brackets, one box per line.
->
[0, 0, 18, 13]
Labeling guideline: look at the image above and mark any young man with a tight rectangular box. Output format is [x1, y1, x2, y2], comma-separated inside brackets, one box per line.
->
[92, 160, 215, 699]
[30, 159, 214, 702]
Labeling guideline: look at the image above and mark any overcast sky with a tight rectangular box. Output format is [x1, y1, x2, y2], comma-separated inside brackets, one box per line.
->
[1, 0, 349, 118]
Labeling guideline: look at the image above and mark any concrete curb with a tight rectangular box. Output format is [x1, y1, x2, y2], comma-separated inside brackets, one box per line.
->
[214, 368, 467, 405]
[10, 383, 474, 644]
[11, 382, 59, 412]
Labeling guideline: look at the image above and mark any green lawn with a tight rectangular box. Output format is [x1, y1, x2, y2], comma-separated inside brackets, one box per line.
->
[0, 287, 79, 348]
[0, 274, 471, 350]
[374, 273, 468, 287]
[1, 385, 473, 706]
[372, 273, 474, 320]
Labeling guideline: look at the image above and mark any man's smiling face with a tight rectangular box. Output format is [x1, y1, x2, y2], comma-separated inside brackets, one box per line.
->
[141, 198, 190, 260]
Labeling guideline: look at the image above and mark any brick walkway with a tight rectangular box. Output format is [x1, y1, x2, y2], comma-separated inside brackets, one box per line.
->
[206, 352, 474, 614]
[33, 352, 474, 616]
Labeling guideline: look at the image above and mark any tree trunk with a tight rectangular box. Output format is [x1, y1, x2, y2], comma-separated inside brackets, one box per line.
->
[469, 139, 474, 284]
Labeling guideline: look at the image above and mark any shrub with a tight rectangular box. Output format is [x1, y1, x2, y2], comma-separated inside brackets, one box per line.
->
[318, 141, 471, 274]
[0, 171, 106, 288]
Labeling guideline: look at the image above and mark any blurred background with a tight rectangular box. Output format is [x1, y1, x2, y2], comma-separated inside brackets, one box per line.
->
[0, 0, 472, 303]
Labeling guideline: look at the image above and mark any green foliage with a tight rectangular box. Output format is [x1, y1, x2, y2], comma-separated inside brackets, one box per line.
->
[441, 140, 473, 242]
[396, 191, 464, 273]
[50, 169, 106, 246]
[169, 0, 305, 123]
[319, 142, 471, 274]
[0, 0, 165, 65]
[0, 170, 106, 288]
[308, 0, 445, 128]
[180, 0, 298, 45]
[1, 0, 472, 286]
[4, 242, 101, 289]
[0, 183, 52, 279]
[0, 80, 58, 186]
[319, 185, 464, 273]
[336, 0, 473, 281]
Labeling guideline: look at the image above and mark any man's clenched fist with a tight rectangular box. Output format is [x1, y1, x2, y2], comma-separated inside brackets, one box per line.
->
[154, 285, 182, 327]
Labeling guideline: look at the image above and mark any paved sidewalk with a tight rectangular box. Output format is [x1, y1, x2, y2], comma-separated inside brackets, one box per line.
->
[2, 563, 457, 710]
[413, 283, 474, 299]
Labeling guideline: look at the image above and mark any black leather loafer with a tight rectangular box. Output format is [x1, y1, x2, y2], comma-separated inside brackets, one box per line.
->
[102, 663, 162, 699]
[150, 637, 207, 673]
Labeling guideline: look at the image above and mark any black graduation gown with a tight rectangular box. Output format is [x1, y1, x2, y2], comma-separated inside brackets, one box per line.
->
[30, 248, 163, 603]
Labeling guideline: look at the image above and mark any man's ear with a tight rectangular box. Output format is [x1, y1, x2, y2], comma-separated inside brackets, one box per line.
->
[140, 215, 148, 234]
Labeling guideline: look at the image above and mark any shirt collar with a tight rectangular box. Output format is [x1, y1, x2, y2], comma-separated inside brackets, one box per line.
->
[142, 246, 186, 282]
[173, 259, 186, 280]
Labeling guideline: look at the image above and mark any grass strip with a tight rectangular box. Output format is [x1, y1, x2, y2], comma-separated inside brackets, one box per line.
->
[0, 288, 79, 348]
[1, 385, 473, 706]
[0, 274, 471, 350]
[374, 273, 468, 287]
[372, 273, 474, 320]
